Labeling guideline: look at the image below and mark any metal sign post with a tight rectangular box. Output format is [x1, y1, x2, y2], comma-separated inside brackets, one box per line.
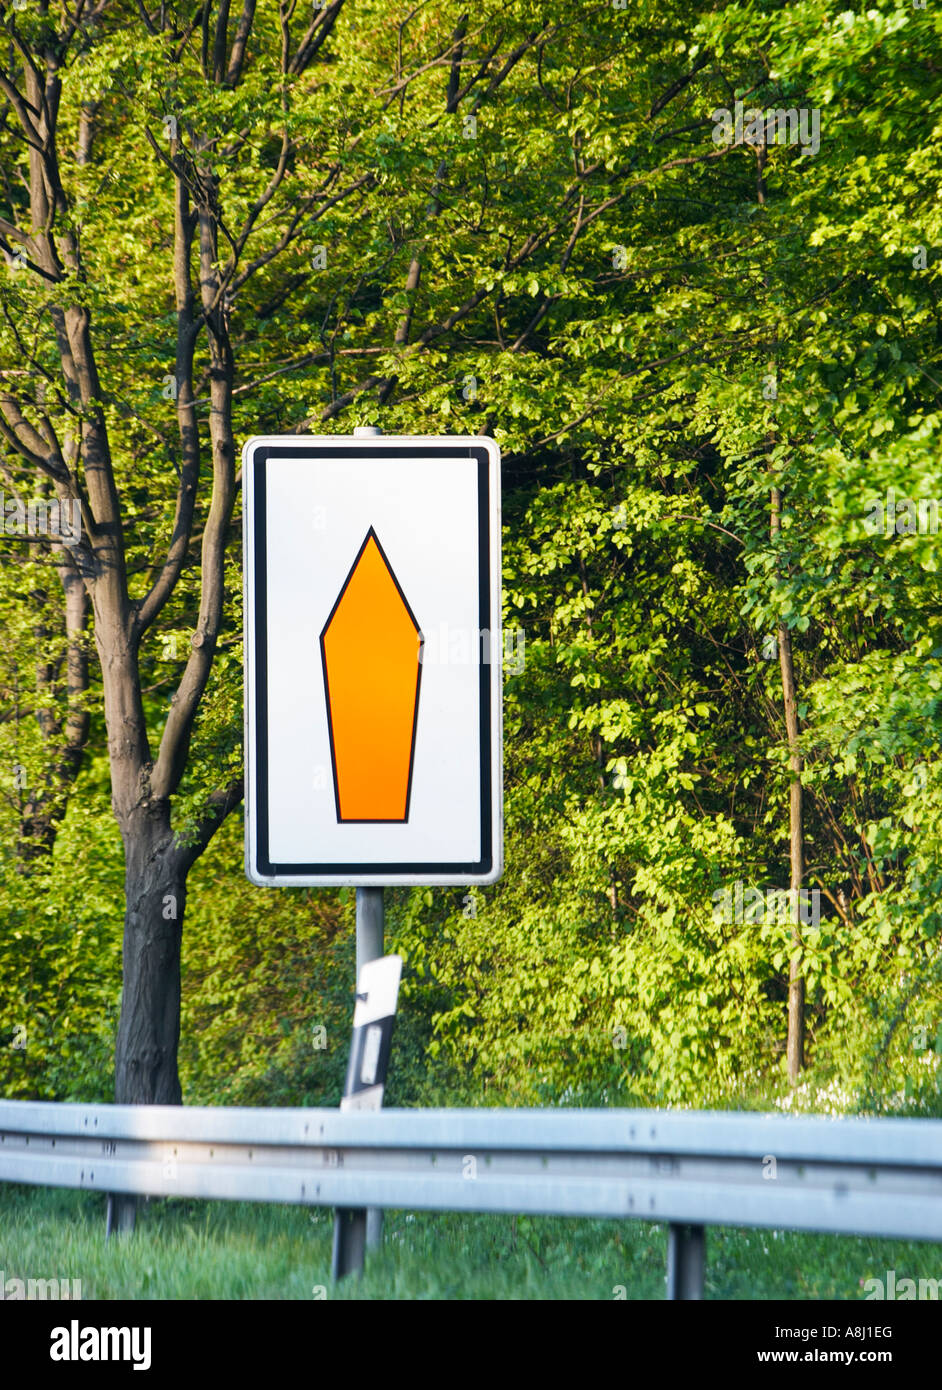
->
[355, 889, 385, 977]
[666, 1223, 706, 1300]
[356, 884, 384, 1250]
[352, 427, 387, 1253]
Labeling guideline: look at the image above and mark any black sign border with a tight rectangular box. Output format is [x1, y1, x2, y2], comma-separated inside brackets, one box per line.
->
[249, 442, 494, 879]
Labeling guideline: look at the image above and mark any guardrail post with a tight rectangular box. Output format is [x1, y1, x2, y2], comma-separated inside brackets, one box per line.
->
[666, 1223, 705, 1300]
[105, 1194, 137, 1238]
[332, 1207, 368, 1280]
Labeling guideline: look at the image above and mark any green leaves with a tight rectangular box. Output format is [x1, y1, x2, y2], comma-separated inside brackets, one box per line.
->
[0, 0, 939, 1116]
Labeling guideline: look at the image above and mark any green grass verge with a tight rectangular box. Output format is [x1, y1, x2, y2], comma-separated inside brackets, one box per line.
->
[2, 1185, 941, 1300]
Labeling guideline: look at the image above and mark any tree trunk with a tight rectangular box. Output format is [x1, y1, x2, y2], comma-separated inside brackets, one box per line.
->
[114, 804, 187, 1106]
[779, 622, 806, 1082]
[772, 486, 805, 1083]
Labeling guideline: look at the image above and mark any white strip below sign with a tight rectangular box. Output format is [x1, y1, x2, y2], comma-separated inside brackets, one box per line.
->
[340, 955, 403, 1113]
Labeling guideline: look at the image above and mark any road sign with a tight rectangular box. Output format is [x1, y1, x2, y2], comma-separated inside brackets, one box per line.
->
[243, 434, 503, 886]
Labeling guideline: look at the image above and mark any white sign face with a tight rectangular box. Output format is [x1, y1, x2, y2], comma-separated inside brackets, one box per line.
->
[242, 435, 503, 886]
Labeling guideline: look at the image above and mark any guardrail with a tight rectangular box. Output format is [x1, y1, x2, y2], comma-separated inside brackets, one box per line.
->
[2, 1100, 941, 1297]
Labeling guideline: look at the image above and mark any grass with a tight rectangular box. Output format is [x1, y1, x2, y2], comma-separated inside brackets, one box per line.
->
[1, 1184, 940, 1300]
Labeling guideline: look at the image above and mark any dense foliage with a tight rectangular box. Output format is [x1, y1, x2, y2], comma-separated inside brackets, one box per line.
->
[0, 0, 940, 1116]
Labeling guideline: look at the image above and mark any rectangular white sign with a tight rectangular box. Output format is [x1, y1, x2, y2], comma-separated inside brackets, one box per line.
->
[243, 435, 503, 885]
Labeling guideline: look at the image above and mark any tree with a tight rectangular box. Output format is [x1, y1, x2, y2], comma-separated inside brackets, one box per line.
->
[1, 0, 675, 1107]
[0, 0, 357, 1105]
[394, 0, 942, 1107]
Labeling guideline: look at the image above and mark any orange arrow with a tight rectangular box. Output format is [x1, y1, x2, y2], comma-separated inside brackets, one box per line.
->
[320, 528, 423, 822]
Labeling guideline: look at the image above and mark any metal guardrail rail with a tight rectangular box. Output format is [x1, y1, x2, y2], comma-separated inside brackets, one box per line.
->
[2, 1101, 941, 1297]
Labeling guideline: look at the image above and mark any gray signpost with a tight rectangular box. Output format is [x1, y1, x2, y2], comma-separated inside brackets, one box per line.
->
[351, 425, 385, 1256]
[357, 884, 384, 1252]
